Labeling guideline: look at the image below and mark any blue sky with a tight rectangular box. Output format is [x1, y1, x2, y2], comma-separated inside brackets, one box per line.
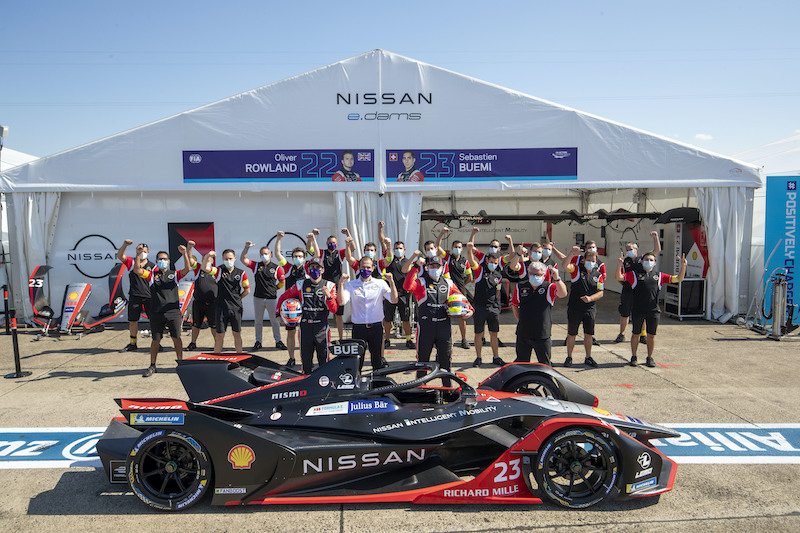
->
[1, 1, 798, 159]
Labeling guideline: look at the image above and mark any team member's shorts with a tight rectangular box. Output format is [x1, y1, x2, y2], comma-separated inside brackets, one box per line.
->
[215, 306, 243, 334]
[191, 298, 215, 328]
[567, 306, 596, 336]
[473, 304, 500, 334]
[631, 310, 660, 336]
[383, 293, 411, 323]
[618, 287, 634, 317]
[127, 297, 150, 322]
[150, 309, 182, 341]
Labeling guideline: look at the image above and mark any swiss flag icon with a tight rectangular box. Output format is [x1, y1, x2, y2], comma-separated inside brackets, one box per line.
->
[389, 153, 398, 162]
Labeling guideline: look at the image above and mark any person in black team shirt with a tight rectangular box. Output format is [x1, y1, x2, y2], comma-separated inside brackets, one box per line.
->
[241, 240, 285, 351]
[617, 251, 686, 367]
[133, 241, 194, 377]
[117, 240, 155, 351]
[562, 246, 605, 368]
[615, 231, 662, 344]
[276, 260, 338, 375]
[465, 242, 505, 367]
[185, 249, 218, 351]
[202, 249, 250, 354]
[317, 227, 355, 342]
[275, 231, 318, 366]
[510, 259, 567, 365]
[435, 226, 473, 350]
[378, 220, 415, 349]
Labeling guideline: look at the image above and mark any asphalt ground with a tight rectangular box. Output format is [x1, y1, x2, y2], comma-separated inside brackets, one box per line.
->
[1, 295, 799, 532]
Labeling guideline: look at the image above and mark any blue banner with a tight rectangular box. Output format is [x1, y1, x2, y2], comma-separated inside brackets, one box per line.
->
[0, 428, 104, 468]
[652, 424, 800, 463]
[183, 149, 375, 183]
[764, 176, 798, 316]
[385, 148, 578, 182]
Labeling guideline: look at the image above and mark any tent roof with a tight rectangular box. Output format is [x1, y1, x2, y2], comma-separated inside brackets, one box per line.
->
[0, 49, 761, 193]
[734, 133, 800, 178]
[0, 147, 38, 172]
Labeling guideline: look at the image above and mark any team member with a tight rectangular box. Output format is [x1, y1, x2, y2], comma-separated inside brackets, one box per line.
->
[339, 256, 397, 370]
[275, 231, 316, 366]
[276, 260, 338, 375]
[133, 241, 194, 377]
[397, 151, 424, 182]
[542, 241, 567, 271]
[241, 240, 285, 351]
[201, 249, 250, 354]
[616, 231, 662, 344]
[562, 246, 605, 367]
[186, 249, 217, 350]
[117, 240, 154, 351]
[318, 228, 355, 341]
[331, 150, 361, 182]
[465, 242, 505, 367]
[345, 237, 383, 279]
[617, 252, 686, 367]
[471, 230, 514, 348]
[442, 232, 473, 350]
[377, 221, 414, 349]
[404, 253, 473, 384]
[511, 260, 567, 366]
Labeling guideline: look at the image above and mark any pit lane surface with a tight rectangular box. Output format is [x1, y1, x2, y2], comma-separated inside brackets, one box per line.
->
[1, 298, 798, 533]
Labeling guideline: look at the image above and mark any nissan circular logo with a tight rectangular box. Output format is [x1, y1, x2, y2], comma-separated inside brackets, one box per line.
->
[189, 154, 202, 164]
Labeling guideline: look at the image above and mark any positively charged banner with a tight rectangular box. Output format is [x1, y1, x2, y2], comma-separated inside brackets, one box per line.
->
[183, 150, 375, 183]
[385, 148, 578, 183]
[764, 175, 797, 310]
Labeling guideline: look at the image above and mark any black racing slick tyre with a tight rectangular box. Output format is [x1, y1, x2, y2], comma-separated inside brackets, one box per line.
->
[127, 430, 212, 511]
[534, 427, 618, 508]
[504, 374, 563, 400]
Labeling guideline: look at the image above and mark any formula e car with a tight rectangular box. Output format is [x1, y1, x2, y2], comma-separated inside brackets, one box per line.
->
[97, 340, 678, 511]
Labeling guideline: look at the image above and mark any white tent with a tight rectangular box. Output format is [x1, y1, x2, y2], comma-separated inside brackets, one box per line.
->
[0, 147, 39, 172]
[0, 49, 761, 323]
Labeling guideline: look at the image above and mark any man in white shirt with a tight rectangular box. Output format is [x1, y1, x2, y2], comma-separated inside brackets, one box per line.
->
[338, 256, 398, 371]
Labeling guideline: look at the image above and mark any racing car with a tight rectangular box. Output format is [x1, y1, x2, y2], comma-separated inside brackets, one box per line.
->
[97, 340, 678, 511]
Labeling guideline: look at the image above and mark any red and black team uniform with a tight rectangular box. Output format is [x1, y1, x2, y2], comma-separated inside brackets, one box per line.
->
[397, 168, 424, 182]
[140, 266, 191, 342]
[247, 259, 284, 344]
[470, 262, 503, 336]
[210, 266, 250, 335]
[331, 169, 361, 182]
[444, 252, 472, 302]
[619, 256, 644, 319]
[512, 280, 560, 365]
[382, 255, 412, 324]
[191, 262, 218, 330]
[404, 266, 472, 383]
[621, 268, 674, 336]
[566, 261, 605, 337]
[277, 261, 310, 331]
[276, 279, 338, 375]
[322, 248, 347, 317]
[123, 256, 155, 322]
[515, 257, 559, 282]
[569, 255, 606, 278]
[350, 256, 386, 280]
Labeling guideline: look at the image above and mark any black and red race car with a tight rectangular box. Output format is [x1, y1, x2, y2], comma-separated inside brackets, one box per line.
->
[96, 340, 678, 511]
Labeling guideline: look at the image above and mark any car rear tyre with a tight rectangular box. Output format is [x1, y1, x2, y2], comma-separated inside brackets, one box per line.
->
[504, 374, 563, 400]
[127, 430, 212, 511]
[534, 427, 618, 508]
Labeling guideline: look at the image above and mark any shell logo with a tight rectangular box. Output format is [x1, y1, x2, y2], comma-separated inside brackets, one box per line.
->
[692, 251, 698, 260]
[68, 292, 79, 300]
[178, 289, 186, 297]
[228, 444, 255, 469]
[592, 407, 612, 416]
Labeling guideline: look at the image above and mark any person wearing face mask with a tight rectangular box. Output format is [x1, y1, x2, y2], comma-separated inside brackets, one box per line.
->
[404, 254, 473, 384]
[442, 230, 473, 350]
[615, 231, 662, 344]
[186, 249, 218, 351]
[240, 240, 285, 351]
[317, 228, 356, 342]
[617, 251, 686, 367]
[511, 261, 567, 365]
[465, 242, 505, 367]
[275, 231, 316, 366]
[339, 256, 397, 370]
[562, 246, 606, 368]
[276, 260, 338, 375]
[377, 221, 415, 349]
[541, 241, 567, 271]
[347, 241, 384, 279]
[133, 242, 195, 377]
[203, 249, 250, 354]
[117, 239, 155, 352]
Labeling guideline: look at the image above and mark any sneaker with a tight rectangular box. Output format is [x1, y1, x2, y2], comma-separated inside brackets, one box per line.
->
[252, 341, 262, 351]
[286, 357, 296, 367]
[645, 356, 656, 368]
[591, 338, 600, 346]
[638, 335, 646, 345]
[276, 340, 287, 350]
[497, 339, 505, 348]
[124, 343, 138, 352]
[405, 339, 415, 349]
[186, 342, 197, 351]
[459, 338, 469, 349]
[384, 339, 391, 349]
[629, 355, 638, 367]
[492, 357, 505, 366]
[614, 333, 625, 343]
[472, 357, 482, 367]
[142, 365, 156, 378]
[564, 356, 573, 368]
[584, 356, 598, 368]
[380, 357, 388, 368]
